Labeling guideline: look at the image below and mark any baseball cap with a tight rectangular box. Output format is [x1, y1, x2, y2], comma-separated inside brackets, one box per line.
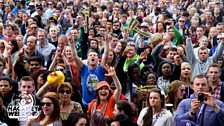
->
[95, 81, 111, 91]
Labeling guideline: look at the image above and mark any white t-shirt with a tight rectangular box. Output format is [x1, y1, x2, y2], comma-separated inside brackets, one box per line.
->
[137, 108, 174, 126]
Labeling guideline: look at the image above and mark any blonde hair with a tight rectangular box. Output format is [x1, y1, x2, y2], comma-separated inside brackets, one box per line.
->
[150, 33, 163, 48]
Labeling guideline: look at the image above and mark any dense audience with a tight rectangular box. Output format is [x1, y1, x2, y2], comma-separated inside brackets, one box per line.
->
[0, 0, 223, 126]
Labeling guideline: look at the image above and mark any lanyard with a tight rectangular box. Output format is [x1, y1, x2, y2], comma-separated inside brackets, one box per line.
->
[151, 110, 162, 126]
[196, 104, 205, 124]
[187, 85, 190, 98]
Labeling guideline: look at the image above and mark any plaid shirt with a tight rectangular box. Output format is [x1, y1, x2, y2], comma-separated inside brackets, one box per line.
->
[210, 81, 222, 100]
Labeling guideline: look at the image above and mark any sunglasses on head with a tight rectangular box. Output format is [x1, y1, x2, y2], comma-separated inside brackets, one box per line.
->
[41, 102, 53, 107]
[59, 90, 71, 94]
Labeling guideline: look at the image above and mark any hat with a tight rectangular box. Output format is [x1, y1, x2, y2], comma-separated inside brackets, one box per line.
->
[141, 22, 149, 28]
[29, 2, 35, 6]
[155, 7, 161, 12]
[95, 81, 111, 91]
[96, 32, 103, 37]
[138, 5, 144, 9]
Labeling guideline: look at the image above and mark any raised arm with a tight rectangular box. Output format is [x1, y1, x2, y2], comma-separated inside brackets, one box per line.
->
[185, 37, 196, 64]
[151, 42, 166, 65]
[104, 64, 122, 101]
[48, 49, 61, 71]
[100, 33, 109, 67]
[211, 40, 224, 62]
[71, 40, 83, 69]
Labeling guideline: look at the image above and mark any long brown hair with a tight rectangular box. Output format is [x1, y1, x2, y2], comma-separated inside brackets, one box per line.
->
[142, 88, 165, 126]
[32, 92, 60, 126]
[166, 80, 185, 109]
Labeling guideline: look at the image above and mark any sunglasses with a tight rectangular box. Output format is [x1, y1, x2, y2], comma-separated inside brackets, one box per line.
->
[178, 20, 185, 22]
[56, 69, 64, 72]
[181, 89, 185, 93]
[59, 90, 71, 94]
[31, 27, 37, 29]
[217, 38, 222, 40]
[41, 102, 53, 107]
[113, 25, 119, 27]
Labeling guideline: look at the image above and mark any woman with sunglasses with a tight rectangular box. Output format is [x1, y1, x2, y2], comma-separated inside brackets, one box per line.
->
[25, 92, 62, 126]
[88, 64, 122, 126]
[57, 82, 83, 125]
[137, 88, 174, 126]
[165, 80, 186, 113]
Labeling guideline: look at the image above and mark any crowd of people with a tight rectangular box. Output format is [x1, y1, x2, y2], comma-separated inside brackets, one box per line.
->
[0, 0, 223, 126]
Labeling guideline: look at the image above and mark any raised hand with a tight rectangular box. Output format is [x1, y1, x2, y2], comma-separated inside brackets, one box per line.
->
[104, 64, 116, 77]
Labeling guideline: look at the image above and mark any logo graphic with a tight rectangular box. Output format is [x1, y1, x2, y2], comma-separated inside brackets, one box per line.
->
[86, 74, 99, 93]
[7, 93, 40, 121]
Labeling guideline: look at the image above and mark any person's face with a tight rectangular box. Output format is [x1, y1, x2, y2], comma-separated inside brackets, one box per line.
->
[49, 27, 58, 38]
[98, 86, 110, 101]
[55, 65, 65, 73]
[5, 26, 13, 36]
[111, 121, 120, 126]
[130, 67, 140, 81]
[16, 36, 23, 49]
[181, 64, 191, 79]
[27, 19, 34, 25]
[75, 118, 87, 126]
[41, 98, 54, 116]
[7, 41, 14, 52]
[90, 40, 98, 49]
[70, 30, 78, 39]
[7, 14, 12, 20]
[209, 28, 217, 37]
[20, 81, 35, 94]
[193, 77, 208, 97]
[198, 49, 208, 61]
[149, 92, 162, 108]
[0, 80, 11, 96]
[157, 23, 164, 31]
[30, 24, 38, 34]
[168, 29, 174, 38]
[141, 27, 148, 32]
[29, 61, 41, 72]
[108, 51, 114, 64]
[161, 63, 171, 77]
[111, 37, 118, 48]
[27, 37, 36, 50]
[205, 12, 212, 19]
[58, 87, 72, 102]
[0, 44, 5, 54]
[167, 51, 177, 62]
[216, 25, 223, 34]
[177, 84, 186, 99]
[177, 47, 184, 57]
[87, 52, 99, 66]
[114, 7, 120, 14]
[146, 73, 157, 85]
[58, 38, 66, 48]
[38, 32, 45, 43]
[127, 46, 136, 58]
[207, 67, 220, 83]
[199, 38, 208, 47]
[196, 27, 204, 38]
[123, 2, 128, 9]
[37, 9, 43, 16]
[116, 42, 122, 53]
[64, 46, 72, 58]
[106, 22, 112, 29]
[178, 18, 185, 26]
[113, 23, 120, 31]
